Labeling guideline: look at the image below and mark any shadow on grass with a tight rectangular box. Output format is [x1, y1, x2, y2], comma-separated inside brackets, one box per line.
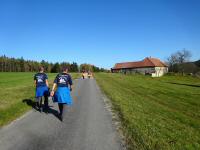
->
[22, 99, 36, 109]
[22, 99, 61, 121]
[166, 82, 200, 88]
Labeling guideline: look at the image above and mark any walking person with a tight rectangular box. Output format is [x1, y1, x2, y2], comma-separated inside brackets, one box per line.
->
[34, 66, 49, 112]
[51, 67, 73, 121]
[82, 70, 85, 79]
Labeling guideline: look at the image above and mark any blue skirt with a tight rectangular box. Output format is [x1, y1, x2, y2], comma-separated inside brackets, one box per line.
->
[53, 87, 72, 105]
[36, 86, 48, 97]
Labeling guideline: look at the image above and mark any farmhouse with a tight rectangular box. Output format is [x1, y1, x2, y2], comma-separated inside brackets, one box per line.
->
[111, 57, 168, 77]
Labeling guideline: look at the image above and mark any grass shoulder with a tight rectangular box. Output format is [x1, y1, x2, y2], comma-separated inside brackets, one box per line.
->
[0, 72, 80, 127]
[95, 73, 200, 150]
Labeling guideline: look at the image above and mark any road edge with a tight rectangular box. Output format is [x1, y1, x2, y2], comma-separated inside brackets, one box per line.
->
[95, 79, 127, 150]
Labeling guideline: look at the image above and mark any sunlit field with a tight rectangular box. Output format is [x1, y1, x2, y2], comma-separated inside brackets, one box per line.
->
[95, 73, 200, 150]
[0, 72, 80, 127]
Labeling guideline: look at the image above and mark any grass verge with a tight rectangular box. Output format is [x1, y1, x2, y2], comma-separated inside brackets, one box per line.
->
[95, 73, 200, 150]
[0, 72, 80, 127]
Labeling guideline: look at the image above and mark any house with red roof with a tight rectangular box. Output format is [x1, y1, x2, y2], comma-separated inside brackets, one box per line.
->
[111, 57, 168, 77]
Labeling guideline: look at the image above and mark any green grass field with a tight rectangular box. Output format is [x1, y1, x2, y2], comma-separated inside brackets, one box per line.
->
[0, 72, 80, 127]
[95, 73, 200, 150]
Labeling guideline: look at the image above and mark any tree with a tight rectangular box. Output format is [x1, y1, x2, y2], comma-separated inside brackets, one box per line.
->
[80, 64, 93, 72]
[167, 49, 192, 73]
[0, 55, 105, 73]
[177, 49, 192, 63]
[19, 57, 25, 72]
[41, 60, 49, 72]
[194, 60, 200, 67]
[167, 54, 179, 72]
[60, 62, 70, 71]
[51, 62, 60, 73]
[70, 62, 78, 72]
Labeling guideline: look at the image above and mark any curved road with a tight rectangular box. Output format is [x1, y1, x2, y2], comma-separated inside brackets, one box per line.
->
[0, 79, 123, 150]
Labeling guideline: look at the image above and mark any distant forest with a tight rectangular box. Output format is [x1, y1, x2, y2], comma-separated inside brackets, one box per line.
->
[0, 55, 107, 73]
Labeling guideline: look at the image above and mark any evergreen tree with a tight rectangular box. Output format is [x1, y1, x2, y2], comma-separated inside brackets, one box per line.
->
[0, 55, 106, 73]
[51, 62, 60, 73]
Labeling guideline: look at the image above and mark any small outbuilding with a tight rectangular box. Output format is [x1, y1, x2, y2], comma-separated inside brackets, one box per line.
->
[111, 57, 168, 77]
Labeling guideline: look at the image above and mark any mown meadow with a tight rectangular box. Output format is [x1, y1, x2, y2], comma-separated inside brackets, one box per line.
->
[95, 73, 200, 150]
[0, 72, 80, 127]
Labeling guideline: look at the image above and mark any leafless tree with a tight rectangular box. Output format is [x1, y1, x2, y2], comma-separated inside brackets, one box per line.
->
[167, 54, 178, 66]
[176, 49, 192, 63]
[167, 49, 192, 73]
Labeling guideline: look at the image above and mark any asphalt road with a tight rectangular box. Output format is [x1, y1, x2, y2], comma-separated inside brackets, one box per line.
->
[0, 79, 123, 150]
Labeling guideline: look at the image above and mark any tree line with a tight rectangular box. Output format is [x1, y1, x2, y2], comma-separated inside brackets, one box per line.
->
[166, 49, 200, 75]
[0, 55, 107, 73]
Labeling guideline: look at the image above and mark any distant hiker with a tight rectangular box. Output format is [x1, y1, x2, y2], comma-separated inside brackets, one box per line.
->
[34, 66, 49, 112]
[88, 71, 92, 79]
[51, 67, 73, 121]
[82, 71, 85, 79]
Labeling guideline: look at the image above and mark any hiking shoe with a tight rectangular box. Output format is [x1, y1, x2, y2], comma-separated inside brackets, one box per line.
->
[59, 114, 63, 122]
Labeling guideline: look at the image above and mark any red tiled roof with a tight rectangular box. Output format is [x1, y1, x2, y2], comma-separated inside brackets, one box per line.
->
[112, 57, 167, 70]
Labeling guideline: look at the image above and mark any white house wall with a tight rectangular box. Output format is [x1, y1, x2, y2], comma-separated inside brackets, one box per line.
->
[152, 67, 168, 77]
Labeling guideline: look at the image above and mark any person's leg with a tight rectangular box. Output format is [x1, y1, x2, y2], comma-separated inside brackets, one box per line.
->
[58, 103, 63, 115]
[35, 97, 40, 109]
[44, 95, 49, 112]
[58, 103, 66, 121]
[39, 97, 43, 111]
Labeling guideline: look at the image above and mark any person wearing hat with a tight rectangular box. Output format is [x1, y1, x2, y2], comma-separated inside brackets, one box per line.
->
[51, 67, 73, 121]
[34, 66, 49, 112]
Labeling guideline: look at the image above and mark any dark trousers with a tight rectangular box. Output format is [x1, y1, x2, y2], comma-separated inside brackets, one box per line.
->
[58, 103, 66, 116]
[36, 96, 49, 109]
[44, 95, 49, 108]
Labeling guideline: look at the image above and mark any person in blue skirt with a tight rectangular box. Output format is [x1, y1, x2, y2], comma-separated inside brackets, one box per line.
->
[51, 66, 73, 121]
[34, 66, 49, 112]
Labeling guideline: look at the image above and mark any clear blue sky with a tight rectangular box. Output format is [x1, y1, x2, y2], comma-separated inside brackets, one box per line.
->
[0, 0, 200, 69]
